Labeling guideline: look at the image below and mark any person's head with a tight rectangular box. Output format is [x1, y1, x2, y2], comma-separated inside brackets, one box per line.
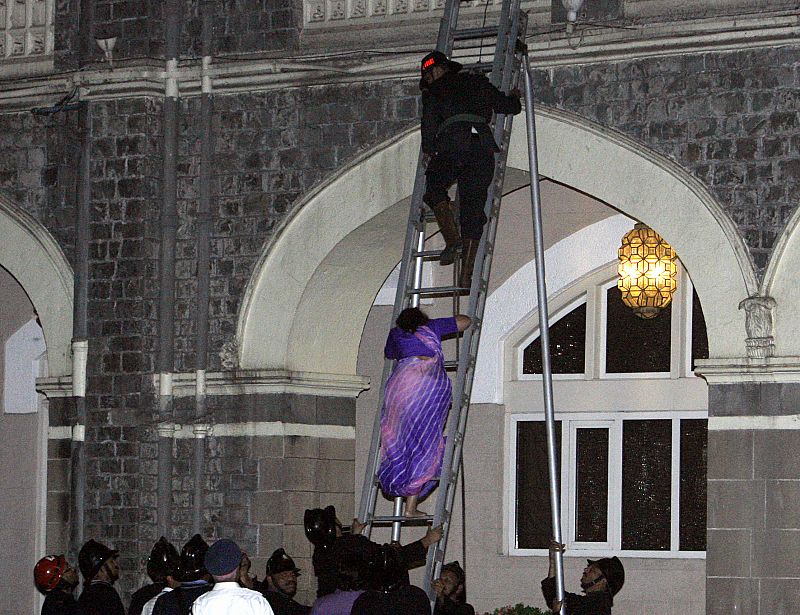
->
[34, 555, 79, 594]
[178, 534, 210, 582]
[438, 561, 466, 603]
[334, 552, 365, 592]
[420, 51, 462, 87]
[304, 506, 338, 549]
[265, 548, 301, 598]
[396, 307, 429, 333]
[78, 539, 119, 584]
[204, 538, 243, 583]
[581, 557, 624, 596]
[147, 537, 180, 584]
[364, 544, 405, 593]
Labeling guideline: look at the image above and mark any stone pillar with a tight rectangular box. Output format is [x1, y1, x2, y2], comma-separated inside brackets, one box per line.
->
[701, 363, 800, 615]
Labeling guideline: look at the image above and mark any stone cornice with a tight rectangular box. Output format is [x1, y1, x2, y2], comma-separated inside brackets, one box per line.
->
[0, 10, 797, 111]
[696, 357, 800, 385]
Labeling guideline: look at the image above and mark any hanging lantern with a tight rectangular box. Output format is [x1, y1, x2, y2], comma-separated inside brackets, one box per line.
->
[561, 0, 585, 23]
[617, 223, 677, 319]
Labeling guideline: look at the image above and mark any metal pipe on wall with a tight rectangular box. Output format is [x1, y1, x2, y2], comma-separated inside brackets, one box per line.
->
[157, 0, 182, 539]
[192, 0, 215, 534]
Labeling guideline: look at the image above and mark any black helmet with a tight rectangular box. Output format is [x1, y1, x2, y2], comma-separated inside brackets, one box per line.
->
[304, 506, 337, 549]
[147, 537, 180, 582]
[587, 556, 625, 596]
[365, 544, 404, 593]
[78, 539, 118, 581]
[178, 534, 209, 582]
[266, 548, 301, 577]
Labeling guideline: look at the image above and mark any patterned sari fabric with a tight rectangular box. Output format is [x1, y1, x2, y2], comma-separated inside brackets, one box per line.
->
[378, 325, 451, 498]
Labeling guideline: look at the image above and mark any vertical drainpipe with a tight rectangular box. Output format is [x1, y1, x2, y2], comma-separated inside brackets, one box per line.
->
[192, 0, 214, 534]
[69, 100, 91, 557]
[69, 0, 95, 558]
[157, 0, 182, 539]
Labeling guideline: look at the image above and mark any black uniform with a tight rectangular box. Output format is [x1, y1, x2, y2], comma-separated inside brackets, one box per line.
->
[313, 534, 426, 598]
[129, 582, 166, 615]
[351, 585, 431, 615]
[152, 581, 212, 615]
[421, 69, 521, 240]
[541, 576, 613, 615]
[434, 597, 475, 615]
[78, 581, 125, 615]
[41, 590, 80, 615]
[263, 589, 311, 615]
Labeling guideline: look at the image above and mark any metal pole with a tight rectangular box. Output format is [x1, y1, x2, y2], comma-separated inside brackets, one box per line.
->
[522, 54, 566, 613]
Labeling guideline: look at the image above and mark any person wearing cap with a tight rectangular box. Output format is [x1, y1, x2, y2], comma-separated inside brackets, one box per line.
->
[34, 554, 80, 615]
[541, 541, 624, 615]
[432, 561, 474, 615]
[304, 505, 442, 598]
[130, 537, 181, 615]
[77, 539, 125, 615]
[262, 548, 311, 615]
[152, 534, 213, 615]
[192, 538, 275, 615]
[419, 49, 522, 289]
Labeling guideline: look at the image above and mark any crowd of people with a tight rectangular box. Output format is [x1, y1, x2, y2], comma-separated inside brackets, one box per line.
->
[34, 504, 476, 615]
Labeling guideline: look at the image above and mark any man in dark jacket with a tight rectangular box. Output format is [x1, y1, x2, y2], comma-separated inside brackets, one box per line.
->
[77, 539, 125, 615]
[305, 505, 441, 598]
[420, 50, 522, 288]
[541, 541, 624, 615]
[351, 544, 430, 615]
[262, 548, 311, 615]
[129, 537, 180, 615]
[152, 534, 213, 615]
[34, 554, 80, 615]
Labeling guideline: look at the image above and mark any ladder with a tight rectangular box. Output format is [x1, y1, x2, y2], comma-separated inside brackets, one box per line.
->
[357, 0, 529, 600]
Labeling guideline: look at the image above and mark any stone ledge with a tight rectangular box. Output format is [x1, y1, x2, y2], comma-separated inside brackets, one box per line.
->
[697, 357, 800, 385]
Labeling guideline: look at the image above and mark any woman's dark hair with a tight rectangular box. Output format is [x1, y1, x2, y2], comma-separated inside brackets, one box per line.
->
[335, 553, 365, 592]
[441, 561, 467, 603]
[396, 307, 429, 333]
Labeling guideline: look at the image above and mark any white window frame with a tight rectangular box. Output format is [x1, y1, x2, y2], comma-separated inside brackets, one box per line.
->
[507, 410, 707, 559]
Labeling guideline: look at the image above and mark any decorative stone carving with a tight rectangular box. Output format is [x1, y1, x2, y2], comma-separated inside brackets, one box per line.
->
[738, 295, 777, 359]
[371, 0, 387, 15]
[219, 340, 239, 370]
[329, 0, 346, 19]
[308, 0, 326, 21]
[392, 0, 408, 14]
[351, 0, 367, 18]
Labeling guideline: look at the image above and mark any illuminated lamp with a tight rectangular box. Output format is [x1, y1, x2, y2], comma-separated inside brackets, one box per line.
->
[617, 223, 677, 319]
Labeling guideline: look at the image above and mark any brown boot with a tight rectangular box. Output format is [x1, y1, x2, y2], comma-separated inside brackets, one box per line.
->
[459, 238, 480, 289]
[431, 200, 462, 266]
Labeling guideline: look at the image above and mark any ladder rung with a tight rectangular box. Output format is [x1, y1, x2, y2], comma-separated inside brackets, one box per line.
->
[452, 26, 500, 41]
[443, 360, 458, 370]
[409, 285, 469, 297]
[412, 249, 450, 261]
[462, 61, 494, 72]
[370, 514, 435, 523]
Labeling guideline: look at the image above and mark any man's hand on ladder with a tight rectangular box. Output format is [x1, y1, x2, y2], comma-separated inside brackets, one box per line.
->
[421, 525, 444, 547]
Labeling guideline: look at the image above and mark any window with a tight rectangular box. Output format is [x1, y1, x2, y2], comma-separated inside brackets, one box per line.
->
[0, 0, 53, 61]
[511, 412, 707, 558]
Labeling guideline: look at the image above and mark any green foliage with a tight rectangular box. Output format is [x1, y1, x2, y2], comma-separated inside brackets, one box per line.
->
[482, 604, 550, 615]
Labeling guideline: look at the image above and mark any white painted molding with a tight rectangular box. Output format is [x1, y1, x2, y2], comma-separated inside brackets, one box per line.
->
[36, 375, 72, 397]
[696, 356, 800, 384]
[709, 415, 800, 431]
[46, 421, 356, 439]
[0, 192, 73, 377]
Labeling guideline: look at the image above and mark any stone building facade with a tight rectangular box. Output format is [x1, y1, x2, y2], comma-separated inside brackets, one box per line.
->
[1, 0, 799, 613]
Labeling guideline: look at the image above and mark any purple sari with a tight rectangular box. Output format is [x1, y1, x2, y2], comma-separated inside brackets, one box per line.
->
[378, 325, 451, 498]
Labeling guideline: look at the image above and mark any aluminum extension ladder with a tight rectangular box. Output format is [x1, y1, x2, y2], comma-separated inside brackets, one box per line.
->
[357, 0, 529, 600]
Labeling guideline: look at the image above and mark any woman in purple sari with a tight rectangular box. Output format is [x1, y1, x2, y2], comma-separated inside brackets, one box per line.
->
[378, 307, 471, 517]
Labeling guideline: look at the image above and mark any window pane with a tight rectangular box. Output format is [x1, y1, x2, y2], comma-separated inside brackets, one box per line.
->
[606, 286, 671, 373]
[516, 421, 561, 549]
[691, 289, 709, 371]
[523, 302, 586, 374]
[575, 428, 609, 542]
[680, 419, 707, 551]
[622, 419, 672, 550]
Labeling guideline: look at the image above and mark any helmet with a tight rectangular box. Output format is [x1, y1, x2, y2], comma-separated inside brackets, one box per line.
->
[304, 506, 337, 549]
[265, 548, 301, 577]
[420, 50, 462, 76]
[365, 544, 405, 593]
[147, 537, 180, 582]
[587, 556, 625, 596]
[178, 534, 209, 581]
[34, 555, 68, 592]
[78, 540, 118, 581]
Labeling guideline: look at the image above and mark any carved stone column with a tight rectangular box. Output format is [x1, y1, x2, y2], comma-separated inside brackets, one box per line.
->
[738, 295, 777, 358]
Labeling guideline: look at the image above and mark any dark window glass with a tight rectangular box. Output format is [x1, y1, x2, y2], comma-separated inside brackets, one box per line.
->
[575, 428, 609, 542]
[522, 302, 586, 374]
[691, 290, 709, 371]
[517, 421, 561, 549]
[622, 419, 672, 550]
[606, 286, 671, 373]
[680, 419, 707, 551]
